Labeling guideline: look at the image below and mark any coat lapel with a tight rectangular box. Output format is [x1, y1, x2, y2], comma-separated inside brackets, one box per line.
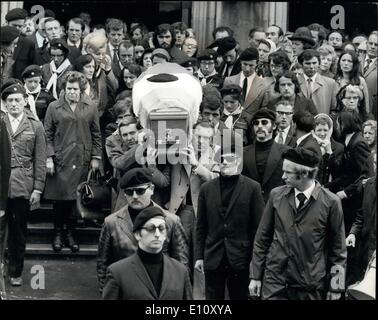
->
[12, 114, 28, 138]
[262, 142, 281, 185]
[312, 74, 324, 94]
[158, 255, 171, 299]
[132, 255, 158, 299]
[116, 206, 138, 246]
[298, 76, 309, 98]
[244, 76, 263, 109]
[364, 59, 377, 77]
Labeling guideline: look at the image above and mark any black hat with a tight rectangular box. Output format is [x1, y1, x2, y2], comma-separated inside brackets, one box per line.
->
[132, 206, 166, 233]
[282, 147, 320, 168]
[5, 8, 28, 22]
[44, 9, 56, 18]
[289, 27, 316, 47]
[1, 84, 27, 100]
[1, 78, 23, 93]
[147, 73, 178, 83]
[220, 84, 242, 97]
[217, 36, 237, 56]
[0, 26, 20, 43]
[21, 65, 43, 79]
[180, 57, 197, 68]
[197, 49, 218, 61]
[120, 168, 152, 189]
[49, 38, 70, 55]
[239, 47, 259, 61]
[251, 108, 276, 123]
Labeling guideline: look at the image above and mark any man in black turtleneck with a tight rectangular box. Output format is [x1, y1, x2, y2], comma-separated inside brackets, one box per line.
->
[242, 108, 289, 203]
[102, 206, 192, 300]
[97, 168, 188, 294]
[194, 130, 265, 300]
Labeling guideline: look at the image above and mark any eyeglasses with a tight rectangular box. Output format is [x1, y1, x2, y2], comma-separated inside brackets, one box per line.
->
[141, 223, 167, 234]
[124, 185, 150, 196]
[253, 119, 270, 126]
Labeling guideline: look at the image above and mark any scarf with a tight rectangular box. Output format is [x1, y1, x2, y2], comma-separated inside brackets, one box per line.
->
[24, 84, 41, 120]
[46, 59, 71, 99]
[197, 69, 217, 86]
[312, 113, 334, 156]
[223, 105, 243, 129]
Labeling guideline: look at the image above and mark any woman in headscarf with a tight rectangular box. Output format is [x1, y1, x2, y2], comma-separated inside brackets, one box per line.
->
[256, 39, 277, 77]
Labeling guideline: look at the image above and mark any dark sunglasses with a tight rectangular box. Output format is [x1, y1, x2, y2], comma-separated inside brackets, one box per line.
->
[253, 119, 270, 126]
[124, 185, 150, 196]
[141, 223, 167, 233]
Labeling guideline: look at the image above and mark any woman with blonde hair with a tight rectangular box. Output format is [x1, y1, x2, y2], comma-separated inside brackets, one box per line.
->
[317, 44, 337, 78]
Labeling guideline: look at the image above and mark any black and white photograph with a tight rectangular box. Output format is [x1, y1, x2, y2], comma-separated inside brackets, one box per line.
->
[0, 0, 376, 308]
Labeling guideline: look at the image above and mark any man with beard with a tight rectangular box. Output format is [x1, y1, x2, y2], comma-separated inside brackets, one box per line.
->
[195, 130, 264, 299]
[250, 148, 346, 300]
[242, 108, 288, 203]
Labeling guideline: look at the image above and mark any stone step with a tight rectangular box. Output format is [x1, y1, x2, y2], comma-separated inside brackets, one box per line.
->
[25, 243, 98, 257]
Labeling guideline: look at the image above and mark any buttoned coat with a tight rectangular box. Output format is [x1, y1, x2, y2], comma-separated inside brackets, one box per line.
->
[97, 202, 189, 291]
[362, 58, 377, 117]
[3, 113, 46, 199]
[251, 183, 347, 299]
[242, 140, 289, 203]
[195, 175, 265, 271]
[43, 94, 102, 200]
[102, 253, 192, 300]
[298, 73, 338, 114]
[12, 35, 36, 80]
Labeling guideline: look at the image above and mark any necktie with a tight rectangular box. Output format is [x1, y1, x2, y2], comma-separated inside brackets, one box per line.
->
[364, 58, 372, 74]
[112, 48, 119, 66]
[277, 130, 284, 144]
[297, 193, 307, 210]
[12, 118, 19, 134]
[242, 77, 248, 102]
[307, 78, 313, 98]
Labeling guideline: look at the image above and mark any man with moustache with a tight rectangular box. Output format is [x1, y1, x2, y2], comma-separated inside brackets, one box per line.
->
[242, 108, 288, 203]
[195, 131, 264, 300]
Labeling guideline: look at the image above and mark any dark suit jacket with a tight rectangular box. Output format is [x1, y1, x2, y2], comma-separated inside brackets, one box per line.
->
[273, 125, 296, 147]
[218, 58, 242, 77]
[195, 175, 265, 271]
[12, 36, 36, 80]
[242, 141, 289, 202]
[102, 253, 192, 300]
[319, 138, 344, 185]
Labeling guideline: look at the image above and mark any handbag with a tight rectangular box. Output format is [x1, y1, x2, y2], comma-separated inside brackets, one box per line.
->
[76, 169, 111, 220]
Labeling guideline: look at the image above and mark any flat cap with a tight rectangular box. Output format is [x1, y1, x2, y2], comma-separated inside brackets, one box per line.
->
[132, 206, 166, 233]
[282, 147, 320, 168]
[21, 65, 43, 79]
[2, 84, 27, 100]
[217, 36, 237, 56]
[120, 168, 152, 189]
[239, 47, 259, 61]
[180, 57, 197, 68]
[151, 48, 171, 61]
[220, 84, 242, 97]
[0, 26, 20, 43]
[5, 8, 28, 22]
[251, 108, 276, 122]
[197, 49, 218, 61]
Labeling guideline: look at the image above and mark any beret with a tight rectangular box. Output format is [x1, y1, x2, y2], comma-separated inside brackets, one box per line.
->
[151, 48, 171, 61]
[239, 47, 259, 61]
[147, 73, 178, 83]
[21, 65, 43, 79]
[282, 147, 320, 168]
[251, 108, 276, 122]
[217, 36, 237, 56]
[0, 26, 20, 43]
[1, 78, 23, 93]
[120, 168, 152, 189]
[5, 8, 28, 22]
[49, 38, 70, 54]
[220, 84, 242, 97]
[197, 49, 218, 61]
[2, 84, 27, 100]
[133, 206, 166, 233]
[180, 57, 197, 68]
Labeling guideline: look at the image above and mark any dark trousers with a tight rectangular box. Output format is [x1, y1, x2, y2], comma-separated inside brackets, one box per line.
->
[53, 200, 76, 233]
[6, 198, 29, 278]
[177, 205, 195, 271]
[266, 287, 325, 300]
[204, 258, 249, 300]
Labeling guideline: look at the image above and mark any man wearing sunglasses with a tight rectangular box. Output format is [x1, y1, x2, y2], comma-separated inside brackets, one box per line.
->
[242, 108, 289, 203]
[102, 206, 192, 300]
[195, 131, 265, 300]
[97, 167, 188, 294]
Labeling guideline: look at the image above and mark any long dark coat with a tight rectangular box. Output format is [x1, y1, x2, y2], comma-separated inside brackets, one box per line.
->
[0, 117, 11, 210]
[43, 94, 102, 200]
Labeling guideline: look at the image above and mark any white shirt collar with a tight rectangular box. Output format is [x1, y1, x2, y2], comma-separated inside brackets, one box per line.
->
[240, 72, 256, 96]
[345, 132, 355, 146]
[296, 131, 312, 146]
[303, 73, 317, 83]
[8, 112, 24, 122]
[275, 125, 290, 143]
[295, 181, 316, 202]
[35, 32, 46, 48]
[108, 43, 117, 58]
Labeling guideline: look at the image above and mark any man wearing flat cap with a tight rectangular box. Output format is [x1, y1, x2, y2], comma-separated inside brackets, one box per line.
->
[224, 47, 267, 117]
[4, 8, 36, 81]
[1, 83, 47, 286]
[196, 49, 224, 88]
[102, 205, 192, 300]
[215, 36, 242, 77]
[97, 167, 189, 294]
[242, 108, 289, 202]
[250, 147, 347, 300]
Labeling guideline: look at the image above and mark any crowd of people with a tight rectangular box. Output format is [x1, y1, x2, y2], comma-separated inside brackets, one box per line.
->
[0, 7, 377, 300]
